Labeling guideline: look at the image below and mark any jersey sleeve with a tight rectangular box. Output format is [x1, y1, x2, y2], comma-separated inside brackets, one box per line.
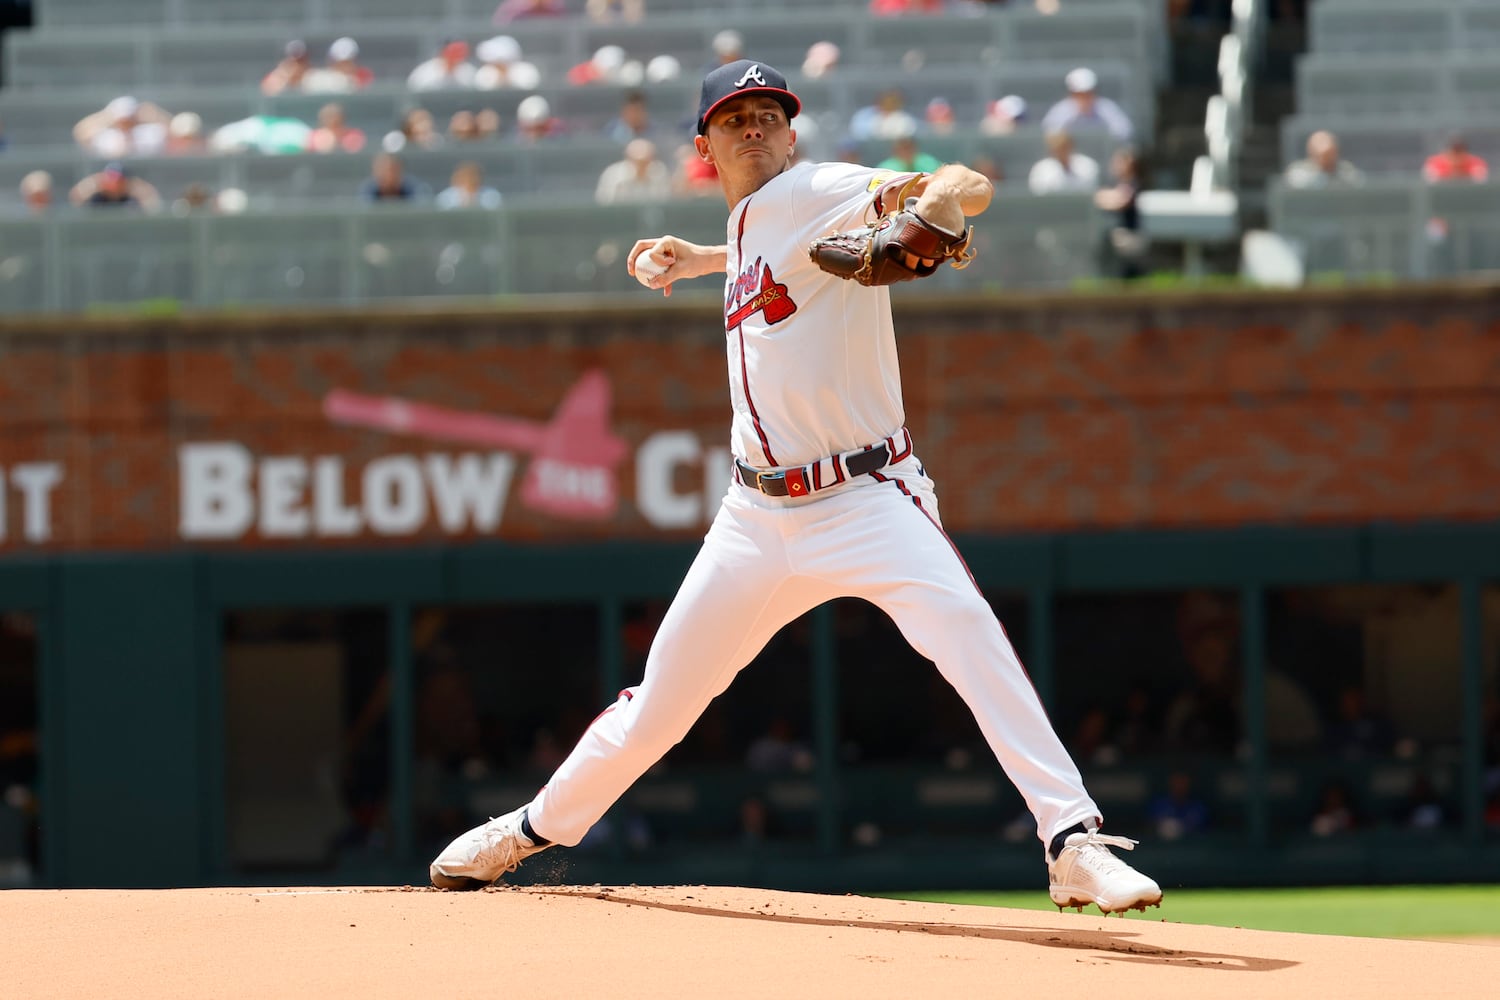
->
[790, 162, 922, 243]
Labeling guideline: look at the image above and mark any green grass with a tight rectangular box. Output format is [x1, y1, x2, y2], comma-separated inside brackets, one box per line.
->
[884, 885, 1500, 940]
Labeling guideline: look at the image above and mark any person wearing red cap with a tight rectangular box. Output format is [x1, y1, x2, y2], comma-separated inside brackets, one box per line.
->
[428, 57, 1163, 919]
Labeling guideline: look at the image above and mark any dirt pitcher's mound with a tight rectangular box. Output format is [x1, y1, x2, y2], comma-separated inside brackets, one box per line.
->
[5, 885, 1495, 999]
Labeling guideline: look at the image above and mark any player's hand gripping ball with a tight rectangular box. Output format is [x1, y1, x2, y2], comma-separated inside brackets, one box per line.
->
[807, 177, 975, 286]
[634, 245, 670, 286]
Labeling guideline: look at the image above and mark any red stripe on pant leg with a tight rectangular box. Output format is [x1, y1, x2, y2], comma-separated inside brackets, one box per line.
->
[870, 471, 1048, 705]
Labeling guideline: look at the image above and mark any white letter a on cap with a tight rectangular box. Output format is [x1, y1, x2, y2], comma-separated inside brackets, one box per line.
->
[734, 64, 766, 87]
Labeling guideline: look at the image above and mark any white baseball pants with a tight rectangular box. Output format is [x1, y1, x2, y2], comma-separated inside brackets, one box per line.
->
[527, 453, 1101, 850]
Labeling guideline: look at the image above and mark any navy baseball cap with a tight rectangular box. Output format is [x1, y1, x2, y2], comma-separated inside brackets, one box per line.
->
[696, 59, 800, 135]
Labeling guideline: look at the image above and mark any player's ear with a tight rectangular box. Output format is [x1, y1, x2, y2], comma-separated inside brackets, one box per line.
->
[694, 135, 713, 163]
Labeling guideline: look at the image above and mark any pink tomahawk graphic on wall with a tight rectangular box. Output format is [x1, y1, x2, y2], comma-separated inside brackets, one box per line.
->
[322, 369, 629, 520]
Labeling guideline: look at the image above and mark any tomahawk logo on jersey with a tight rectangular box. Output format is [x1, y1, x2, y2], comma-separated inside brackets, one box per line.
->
[725, 257, 796, 330]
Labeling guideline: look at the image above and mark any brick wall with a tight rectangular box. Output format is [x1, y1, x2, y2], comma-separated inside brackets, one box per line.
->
[1, 284, 1496, 551]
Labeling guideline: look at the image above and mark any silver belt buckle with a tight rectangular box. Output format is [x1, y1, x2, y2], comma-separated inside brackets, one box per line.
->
[757, 471, 786, 492]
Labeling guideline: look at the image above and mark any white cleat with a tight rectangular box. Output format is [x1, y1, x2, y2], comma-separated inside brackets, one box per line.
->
[429, 806, 552, 890]
[1048, 831, 1163, 915]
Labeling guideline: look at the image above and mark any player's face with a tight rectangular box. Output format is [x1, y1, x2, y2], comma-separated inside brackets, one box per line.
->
[696, 95, 796, 201]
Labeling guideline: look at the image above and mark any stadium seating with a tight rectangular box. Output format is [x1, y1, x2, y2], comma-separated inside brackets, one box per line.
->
[1309, 0, 1500, 56]
[0, 193, 1105, 313]
[1265, 179, 1500, 281]
[0, 0, 1168, 309]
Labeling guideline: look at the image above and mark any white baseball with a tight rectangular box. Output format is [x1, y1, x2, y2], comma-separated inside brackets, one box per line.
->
[634, 246, 669, 285]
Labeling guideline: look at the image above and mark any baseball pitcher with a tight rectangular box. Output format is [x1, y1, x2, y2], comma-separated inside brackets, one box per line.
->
[430, 59, 1162, 915]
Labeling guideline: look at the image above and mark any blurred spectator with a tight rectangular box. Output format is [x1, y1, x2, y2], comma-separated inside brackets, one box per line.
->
[475, 108, 503, 140]
[1397, 773, 1448, 831]
[877, 131, 944, 173]
[849, 89, 918, 142]
[261, 39, 311, 96]
[745, 718, 813, 773]
[870, 0, 944, 14]
[18, 171, 52, 215]
[603, 90, 657, 145]
[923, 97, 957, 136]
[448, 110, 484, 142]
[1041, 67, 1134, 144]
[171, 182, 216, 215]
[492, 0, 567, 23]
[645, 55, 682, 84]
[1070, 705, 1116, 765]
[1094, 146, 1147, 279]
[595, 138, 672, 203]
[73, 96, 171, 157]
[568, 44, 628, 86]
[388, 108, 443, 152]
[166, 112, 205, 155]
[69, 162, 161, 211]
[707, 29, 744, 71]
[304, 37, 374, 94]
[834, 136, 861, 164]
[1284, 130, 1363, 188]
[1309, 779, 1359, 837]
[803, 41, 841, 79]
[211, 114, 312, 155]
[0, 116, 7, 152]
[969, 152, 1004, 186]
[1028, 131, 1100, 194]
[1111, 684, 1159, 755]
[1423, 133, 1489, 184]
[1162, 590, 1321, 754]
[979, 95, 1027, 136]
[1148, 771, 1210, 841]
[474, 35, 542, 90]
[307, 102, 367, 154]
[360, 152, 426, 202]
[586, 0, 645, 20]
[437, 161, 503, 209]
[673, 142, 719, 196]
[1326, 685, 1395, 760]
[408, 39, 476, 91]
[515, 95, 564, 141]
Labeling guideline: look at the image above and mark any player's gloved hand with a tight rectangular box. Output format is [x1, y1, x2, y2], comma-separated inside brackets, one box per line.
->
[807, 177, 975, 286]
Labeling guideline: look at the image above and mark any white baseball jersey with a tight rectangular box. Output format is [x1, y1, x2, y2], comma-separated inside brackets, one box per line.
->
[723, 161, 913, 468]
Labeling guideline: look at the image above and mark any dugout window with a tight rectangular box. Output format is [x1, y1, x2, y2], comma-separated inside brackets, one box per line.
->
[834, 593, 1029, 847]
[1265, 584, 1464, 843]
[222, 608, 390, 873]
[408, 603, 600, 859]
[0, 612, 40, 886]
[1053, 589, 1245, 842]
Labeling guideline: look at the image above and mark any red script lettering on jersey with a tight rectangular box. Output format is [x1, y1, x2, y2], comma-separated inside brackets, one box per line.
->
[725, 261, 796, 330]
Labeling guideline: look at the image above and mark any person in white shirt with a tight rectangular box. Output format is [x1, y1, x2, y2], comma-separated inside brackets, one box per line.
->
[73, 96, 170, 158]
[1040, 67, 1134, 145]
[436, 161, 503, 209]
[473, 34, 542, 90]
[1029, 130, 1101, 194]
[407, 39, 477, 91]
[594, 138, 673, 203]
[428, 56, 1164, 920]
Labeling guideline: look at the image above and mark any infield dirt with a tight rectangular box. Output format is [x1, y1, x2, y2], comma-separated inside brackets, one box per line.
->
[5, 884, 1495, 998]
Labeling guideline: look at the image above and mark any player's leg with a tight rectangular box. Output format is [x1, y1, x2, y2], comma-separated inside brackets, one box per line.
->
[811, 465, 1160, 912]
[430, 491, 830, 887]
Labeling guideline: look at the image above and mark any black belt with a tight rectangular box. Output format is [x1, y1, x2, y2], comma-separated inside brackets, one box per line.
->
[736, 444, 890, 498]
